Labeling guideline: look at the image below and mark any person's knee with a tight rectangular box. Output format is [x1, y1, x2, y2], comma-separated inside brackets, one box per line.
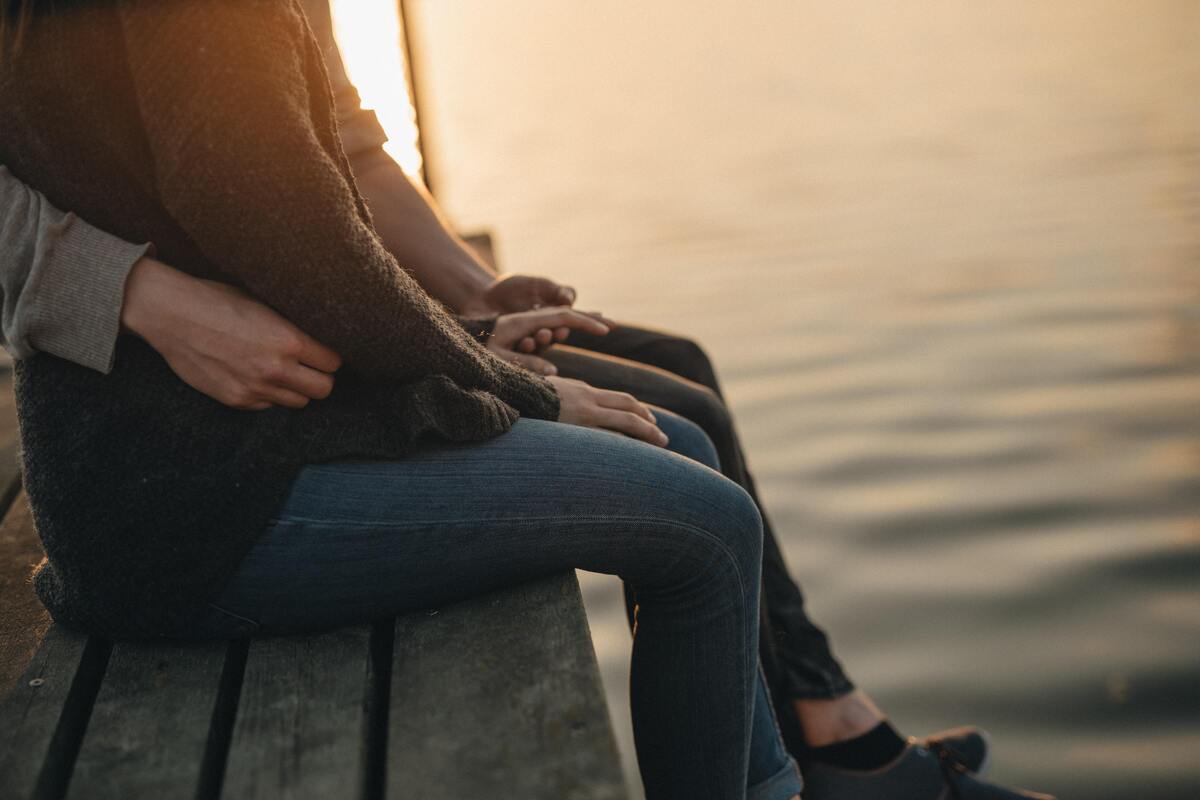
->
[655, 410, 721, 471]
[671, 475, 763, 591]
[635, 335, 720, 390]
[720, 480, 764, 569]
[669, 384, 735, 451]
[582, 428, 760, 594]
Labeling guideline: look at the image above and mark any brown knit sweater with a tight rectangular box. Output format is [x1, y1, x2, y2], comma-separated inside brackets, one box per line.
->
[0, 0, 559, 639]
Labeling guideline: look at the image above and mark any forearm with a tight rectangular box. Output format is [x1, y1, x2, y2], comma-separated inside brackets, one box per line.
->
[122, 3, 461, 382]
[118, 1, 556, 419]
[350, 149, 495, 312]
[0, 165, 148, 372]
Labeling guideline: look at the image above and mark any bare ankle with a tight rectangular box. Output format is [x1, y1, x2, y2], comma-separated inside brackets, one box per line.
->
[793, 689, 886, 746]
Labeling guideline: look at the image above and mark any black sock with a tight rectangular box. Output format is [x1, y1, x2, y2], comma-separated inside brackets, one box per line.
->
[807, 721, 907, 770]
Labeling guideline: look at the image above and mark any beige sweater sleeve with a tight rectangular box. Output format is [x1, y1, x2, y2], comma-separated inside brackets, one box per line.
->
[0, 165, 151, 373]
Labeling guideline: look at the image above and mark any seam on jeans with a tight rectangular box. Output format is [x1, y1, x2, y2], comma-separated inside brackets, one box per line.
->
[266, 510, 753, 532]
[260, 511, 755, 626]
[256, 514, 753, 632]
[262, 510, 755, 737]
[286, 473, 741, 527]
[208, 601, 261, 630]
[619, 517, 757, 758]
[747, 756, 804, 800]
[587, 515, 757, 764]
[263, 513, 752, 640]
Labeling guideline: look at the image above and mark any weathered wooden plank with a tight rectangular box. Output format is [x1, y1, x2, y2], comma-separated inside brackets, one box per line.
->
[0, 368, 108, 800]
[0, 367, 43, 696]
[387, 572, 628, 799]
[221, 626, 374, 800]
[0, 625, 97, 800]
[0, 493, 53, 696]
[0, 367, 22, 512]
[67, 640, 229, 799]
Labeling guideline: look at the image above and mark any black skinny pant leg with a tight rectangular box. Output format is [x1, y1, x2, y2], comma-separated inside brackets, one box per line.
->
[551, 330, 856, 747]
[560, 327, 854, 696]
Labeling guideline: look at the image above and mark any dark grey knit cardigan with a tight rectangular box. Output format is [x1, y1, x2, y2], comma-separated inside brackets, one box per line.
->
[0, 0, 559, 639]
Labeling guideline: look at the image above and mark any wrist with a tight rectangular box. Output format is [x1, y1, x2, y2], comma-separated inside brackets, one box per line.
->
[120, 256, 186, 341]
[457, 273, 501, 317]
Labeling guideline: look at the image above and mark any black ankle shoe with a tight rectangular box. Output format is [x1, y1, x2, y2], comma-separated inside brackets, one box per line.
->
[802, 740, 1055, 800]
[917, 727, 991, 775]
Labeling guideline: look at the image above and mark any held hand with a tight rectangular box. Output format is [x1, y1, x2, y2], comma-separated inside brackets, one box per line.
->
[547, 376, 668, 447]
[486, 307, 613, 376]
[461, 273, 577, 316]
[121, 257, 342, 409]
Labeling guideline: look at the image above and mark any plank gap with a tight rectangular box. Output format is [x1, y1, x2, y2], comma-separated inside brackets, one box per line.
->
[361, 619, 394, 800]
[195, 638, 248, 800]
[32, 636, 111, 800]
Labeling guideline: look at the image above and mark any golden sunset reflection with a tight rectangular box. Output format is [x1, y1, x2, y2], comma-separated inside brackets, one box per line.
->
[322, 4, 1198, 797]
[328, 0, 423, 178]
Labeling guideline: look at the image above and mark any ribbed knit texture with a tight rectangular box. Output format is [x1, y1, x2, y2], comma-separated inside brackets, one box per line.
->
[0, 165, 150, 373]
[0, 0, 559, 639]
[32, 213, 148, 373]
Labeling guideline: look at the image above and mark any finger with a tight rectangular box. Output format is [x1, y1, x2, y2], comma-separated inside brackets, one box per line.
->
[246, 401, 273, 411]
[272, 362, 335, 400]
[295, 334, 342, 373]
[556, 285, 577, 306]
[596, 408, 668, 446]
[259, 385, 312, 409]
[492, 308, 608, 350]
[580, 311, 618, 329]
[595, 389, 656, 423]
[518, 337, 537, 353]
[507, 350, 558, 376]
[553, 326, 571, 341]
[531, 277, 571, 306]
[526, 309, 609, 336]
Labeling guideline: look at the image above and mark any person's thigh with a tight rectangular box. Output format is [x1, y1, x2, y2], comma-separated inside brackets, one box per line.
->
[549, 339, 858, 706]
[549, 345, 734, 449]
[206, 416, 753, 634]
[649, 407, 720, 469]
[193, 418, 767, 798]
[563, 323, 722, 393]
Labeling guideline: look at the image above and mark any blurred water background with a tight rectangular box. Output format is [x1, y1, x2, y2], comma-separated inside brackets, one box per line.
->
[401, 2, 1200, 796]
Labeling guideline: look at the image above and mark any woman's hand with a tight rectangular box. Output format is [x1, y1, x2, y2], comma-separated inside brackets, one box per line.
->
[547, 376, 668, 447]
[487, 307, 613, 376]
[121, 257, 342, 409]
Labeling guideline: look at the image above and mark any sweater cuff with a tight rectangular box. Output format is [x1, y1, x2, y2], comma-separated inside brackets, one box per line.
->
[498, 369, 561, 422]
[453, 316, 559, 419]
[30, 214, 150, 374]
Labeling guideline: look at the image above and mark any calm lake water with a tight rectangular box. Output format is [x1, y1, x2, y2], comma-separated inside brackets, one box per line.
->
[408, 2, 1200, 796]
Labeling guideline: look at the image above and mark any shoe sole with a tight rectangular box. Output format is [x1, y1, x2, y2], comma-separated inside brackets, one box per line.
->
[975, 728, 993, 777]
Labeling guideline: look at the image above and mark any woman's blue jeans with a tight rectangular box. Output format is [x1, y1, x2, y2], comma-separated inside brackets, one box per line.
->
[188, 412, 801, 800]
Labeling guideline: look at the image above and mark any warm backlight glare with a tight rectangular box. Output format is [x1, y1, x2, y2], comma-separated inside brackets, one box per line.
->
[328, 0, 424, 178]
